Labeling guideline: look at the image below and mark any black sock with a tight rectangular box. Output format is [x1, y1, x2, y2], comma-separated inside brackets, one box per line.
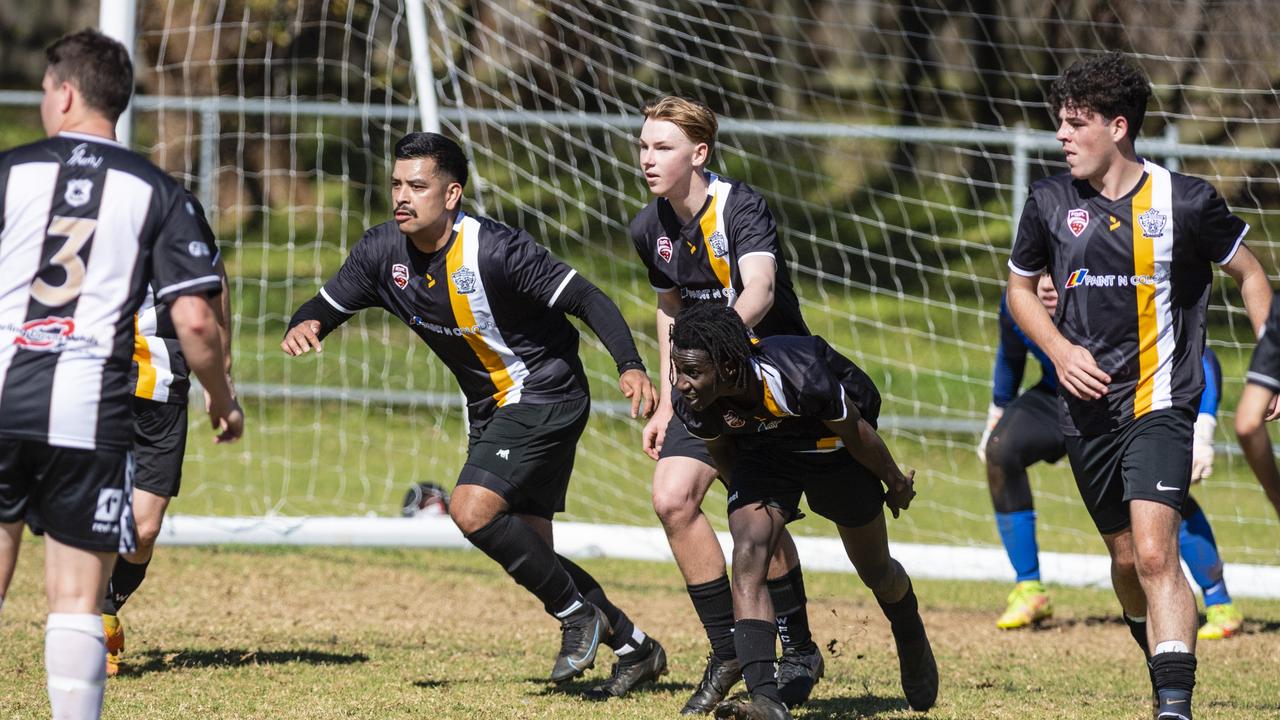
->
[558, 554, 642, 653]
[734, 619, 781, 703]
[767, 565, 815, 652]
[1123, 614, 1156, 693]
[464, 514, 582, 617]
[877, 580, 925, 641]
[688, 575, 737, 661]
[1151, 651, 1196, 708]
[102, 556, 151, 615]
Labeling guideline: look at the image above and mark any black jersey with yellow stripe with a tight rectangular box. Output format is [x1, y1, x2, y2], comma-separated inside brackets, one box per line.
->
[1009, 160, 1247, 436]
[129, 191, 220, 405]
[319, 212, 589, 421]
[673, 335, 880, 452]
[630, 172, 808, 338]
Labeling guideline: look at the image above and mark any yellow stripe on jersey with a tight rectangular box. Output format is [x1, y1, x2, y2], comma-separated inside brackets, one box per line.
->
[816, 436, 840, 450]
[1132, 174, 1158, 418]
[698, 180, 733, 293]
[132, 314, 158, 398]
[761, 379, 786, 417]
[446, 221, 517, 407]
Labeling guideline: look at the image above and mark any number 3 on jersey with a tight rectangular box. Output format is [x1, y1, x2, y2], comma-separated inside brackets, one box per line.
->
[31, 216, 98, 307]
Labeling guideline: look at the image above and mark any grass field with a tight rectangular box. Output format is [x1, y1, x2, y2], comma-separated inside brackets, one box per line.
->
[4, 542, 1280, 719]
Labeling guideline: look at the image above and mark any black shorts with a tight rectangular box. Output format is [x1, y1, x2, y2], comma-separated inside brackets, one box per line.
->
[659, 412, 714, 466]
[990, 384, 1066, 467]
[132, 397, 189, 498]
[1065, 406, 1195, 535]
[726, 445, 885, 529]
[0, 439, 136, 553]
[456, 397, 591, 520]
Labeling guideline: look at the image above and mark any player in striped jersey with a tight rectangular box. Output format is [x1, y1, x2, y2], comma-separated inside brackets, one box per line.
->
[0, 30, 241, 720]
[669, 303, 936, 720]
[100, 192, 234, 675]
[1233, 296, 1280, 522]
[284, 132, 666, 699]
[631, 95, 821, 713]
[981, 275, 1245, 639]
[1007, 53, 1274, 720]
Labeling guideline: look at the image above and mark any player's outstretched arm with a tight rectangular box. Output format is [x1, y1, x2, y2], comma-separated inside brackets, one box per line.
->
[282, 293, 353, 356]
[172, 293, 243, 444]
[823, 394, 916, 518]
[551, 273, 655, 418]
[1234, 383, 1280, 520]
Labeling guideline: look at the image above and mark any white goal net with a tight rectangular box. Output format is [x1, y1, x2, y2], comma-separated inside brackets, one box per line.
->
[111, 0, 1280, 592]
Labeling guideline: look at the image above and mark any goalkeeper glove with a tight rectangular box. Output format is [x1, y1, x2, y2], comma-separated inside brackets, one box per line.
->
[977, 403, 1003, 464]
[1191, 412, 1216, 482]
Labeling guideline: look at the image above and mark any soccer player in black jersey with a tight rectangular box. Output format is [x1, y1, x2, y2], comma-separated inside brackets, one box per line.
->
[631, 95, 822, 713]
[101, 192, 235, 676]
[1234, 297, 1280, 522]
[668, 303, 936, 720]
[1007, 53, 1274, 720]
[0, 30, 242, 720]
[283, 132, 665, 699]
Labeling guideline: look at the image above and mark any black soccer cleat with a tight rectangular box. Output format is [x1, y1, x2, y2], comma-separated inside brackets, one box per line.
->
[776, 644, 824, 707]
[893, 625, 939, 711]
[712, 694, 793, 720]
[549, 603, 610, 684]
[584, 638, 669, 700]
[1155, 690, 1193, 720]
[680, 654, 743, 715]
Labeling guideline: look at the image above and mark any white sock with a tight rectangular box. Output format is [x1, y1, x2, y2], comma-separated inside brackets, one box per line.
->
[45, 613, 106, 720]
[614, 627, 648, 656]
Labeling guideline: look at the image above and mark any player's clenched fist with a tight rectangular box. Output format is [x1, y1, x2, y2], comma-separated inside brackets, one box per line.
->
[885, 468, 917, 519]
[282, 319, 324, 355]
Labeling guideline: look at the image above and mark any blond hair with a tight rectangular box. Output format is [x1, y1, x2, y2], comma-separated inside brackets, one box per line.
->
[641, 95, 718, 158]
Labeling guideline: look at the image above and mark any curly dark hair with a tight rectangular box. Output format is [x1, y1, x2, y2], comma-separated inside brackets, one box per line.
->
[1049, 52, 1151, 141]
[669, 302, 755, 391]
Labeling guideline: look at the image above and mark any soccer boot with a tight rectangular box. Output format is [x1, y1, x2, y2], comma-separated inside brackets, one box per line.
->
[584, 638, 668, 700]
[776, 644, 824, 707]
[680, 654, 743, 715]
[1156, 690, 1193, 720]
[893, 624, 939, 711]
[1197, 602, 1243, 640]
[713, 694, 793, 720]
[549, 603, 610, 684]
[103, 613, 124, 677]
[996, 580, 1053, 629]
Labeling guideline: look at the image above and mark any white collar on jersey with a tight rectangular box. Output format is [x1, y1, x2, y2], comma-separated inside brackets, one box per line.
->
[57, 131, 126, 148]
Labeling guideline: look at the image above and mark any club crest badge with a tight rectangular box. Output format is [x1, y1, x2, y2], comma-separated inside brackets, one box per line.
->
[64, 179, 93, 208]
[723, 411, 747, 429]
[1138, 208, 1168, 238]
[656, 236, 673, 263]
[707, 230, 729, 258]
[451, 266, 477, 295]
[391, 263, 410, 290]
[1066, 209, 1089, 237]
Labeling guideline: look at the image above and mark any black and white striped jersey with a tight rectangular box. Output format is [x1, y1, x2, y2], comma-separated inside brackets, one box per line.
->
[130, 191, 221, 405]
[0, 132, 222, 450]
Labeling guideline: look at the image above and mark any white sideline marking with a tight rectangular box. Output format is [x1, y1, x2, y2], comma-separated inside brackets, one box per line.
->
[159, 515, 1280, 599]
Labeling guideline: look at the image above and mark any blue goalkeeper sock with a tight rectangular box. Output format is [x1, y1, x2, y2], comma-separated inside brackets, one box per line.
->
[1179, 506, 1230, 607]
[996, 510, 1040, 583]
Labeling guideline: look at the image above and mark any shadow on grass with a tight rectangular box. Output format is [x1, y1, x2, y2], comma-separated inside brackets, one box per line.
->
[532, 676, 693, 696]
[798, 693, 911, 718]
[412, 679, 450, 689]
[124, 648, 368, 676]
